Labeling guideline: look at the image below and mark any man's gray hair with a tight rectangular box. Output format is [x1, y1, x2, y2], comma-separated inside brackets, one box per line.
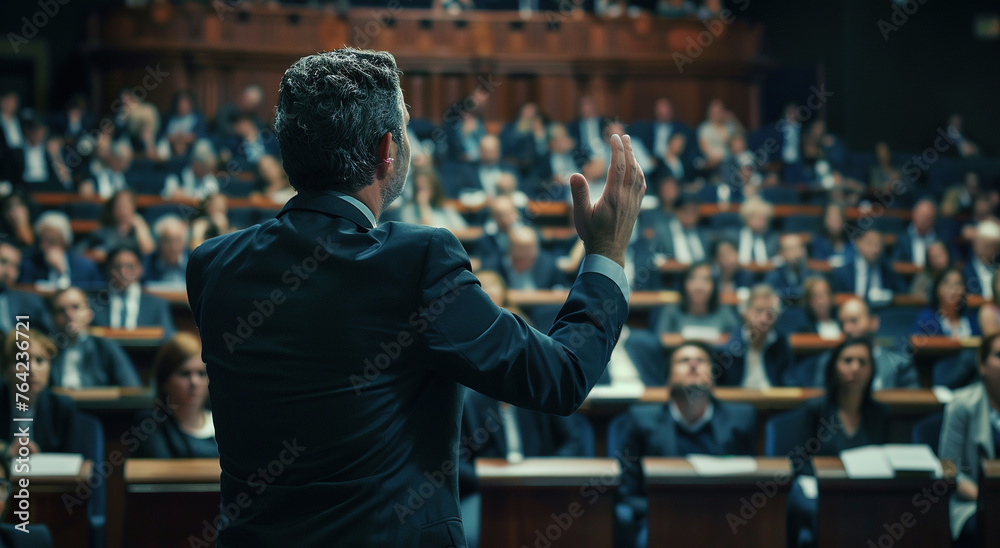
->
[34, 210, 73, 247]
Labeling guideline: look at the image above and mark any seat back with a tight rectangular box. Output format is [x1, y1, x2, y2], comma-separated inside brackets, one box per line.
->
[911, 411, 945, 456]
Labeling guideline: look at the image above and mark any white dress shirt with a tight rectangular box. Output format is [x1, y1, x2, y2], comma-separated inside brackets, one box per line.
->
[1, 114, 23, 148]
[22, 143, 48, 183]
[110, 284, 143, 330]
[738, 228, 769, 266]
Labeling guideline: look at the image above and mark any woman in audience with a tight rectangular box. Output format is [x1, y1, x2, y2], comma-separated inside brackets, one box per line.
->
[779, 276, 841, 337]
[712, 239, 752, 294]
[134, 332, 218, 458]
[868, 141, 901, 192]
[912, 268, 981, 338]
[76, 189, 155, 265]
[909, 240, 952, 299]
[0, 331, 83, 456]
[656, 262, 739, 337]
[190, 193, 232, 249]
[398, 169, 468, 232]
[978, 274, 1000, 336]
[253, 154, 295, 205]
[788, 336, 891, 545]
[939, 332, 1000, 547]
[811, 203, 854, 265]
[0, 193, 34, 248]
[697, 99, 742, 171]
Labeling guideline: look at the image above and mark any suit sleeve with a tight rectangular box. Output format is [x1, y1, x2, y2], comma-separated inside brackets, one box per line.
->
[419, 228, 627, 416]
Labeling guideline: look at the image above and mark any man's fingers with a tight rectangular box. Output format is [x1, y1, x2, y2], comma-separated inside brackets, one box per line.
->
[569, 173, 592, 234]
[606, 133, 626, 192]
[622, 134, 636, 190]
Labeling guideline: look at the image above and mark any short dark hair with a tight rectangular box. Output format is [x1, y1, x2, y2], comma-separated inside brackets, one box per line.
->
[666, 340, 713, 383]
[929, 267, 967, 314]
[275, 49, 404, 193]
[978, 332, 1000, 367]
[106, 245, 142, 271]
[823, 336, 875, 406]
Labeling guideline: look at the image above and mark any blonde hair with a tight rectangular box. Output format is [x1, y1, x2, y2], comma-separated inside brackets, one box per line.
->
[740, 196, 774, 222]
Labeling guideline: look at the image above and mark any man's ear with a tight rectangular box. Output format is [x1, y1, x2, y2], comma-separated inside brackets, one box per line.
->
[376, 131, 394, 178]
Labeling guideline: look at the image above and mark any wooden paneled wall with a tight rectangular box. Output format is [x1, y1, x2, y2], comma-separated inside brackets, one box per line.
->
[87, 4, 765, 128]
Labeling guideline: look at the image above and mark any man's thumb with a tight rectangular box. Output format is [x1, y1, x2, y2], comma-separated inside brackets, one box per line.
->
[569, 173, 591, 213]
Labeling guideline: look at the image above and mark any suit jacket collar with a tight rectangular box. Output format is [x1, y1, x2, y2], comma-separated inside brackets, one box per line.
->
[277, 190, 376, 230]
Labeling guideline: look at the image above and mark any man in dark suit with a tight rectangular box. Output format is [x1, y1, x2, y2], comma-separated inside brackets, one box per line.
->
[764, 233, 817, 301]
[715, 284, 795, 387]
[0, 237, 54, 335]
[831, 229, 907, 301]
[185, 49, 644, 547]
[18, 211, 103, 291]
[615, 341, 757, 546]
[893, 199, 957, 265]
[647, 193, 711, 265]
[629, 98, 693, 178]
[91, 246, 175, 341]
[963, 220, 999, 298]
[492, 226, 565, 290]
[567, 95, 604, 158]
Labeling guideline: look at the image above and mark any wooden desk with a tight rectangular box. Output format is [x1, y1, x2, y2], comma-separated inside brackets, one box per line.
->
[7, 460, 92, 548]
[979, 460, 1000, 548]
[644, 457, 791, 548]
[814, 457, 955, 548]
[124, 459, 222, 548]
[476, 458, 618, 548]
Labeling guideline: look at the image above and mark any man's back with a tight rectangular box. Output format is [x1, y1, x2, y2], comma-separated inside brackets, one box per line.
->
[187, 192, 628, 546]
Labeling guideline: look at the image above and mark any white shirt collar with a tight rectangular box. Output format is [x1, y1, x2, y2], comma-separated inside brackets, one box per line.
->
[669, 399, 715, 433]
[327, 190, 377, 228]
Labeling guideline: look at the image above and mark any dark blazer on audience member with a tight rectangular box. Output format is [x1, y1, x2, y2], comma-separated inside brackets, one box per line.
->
[18, 250, 104, 291]
[962, 260, 994, 297]
[90, 291, 177, 340]
[0, 385, 83, 454]
[910, 308, 981, 337]
[49, 334, 141, 388]
[763, 264, 818, 301]
[715, 326, 795, 387]
[892, 228, 957, 264]
[494, 250, 565, 290]
[810, 237, 854, 263]
[939, 381, 996, 539]
[458, 390, 586, 497]
[794, 396, 891, 474]
[617, 399, 757, 518]
[185, 190, 627, 547]
[0, 288, 55, 335]
[830, 258, 907, 295]
[131, 409, 219, 459]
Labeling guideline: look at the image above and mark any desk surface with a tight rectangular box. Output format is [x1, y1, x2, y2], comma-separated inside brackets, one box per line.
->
[476, 458, 620, 487]
[814, 456, 957, 483]
[125, 458, 221, 484]
[643, 457, 791, 485]
[584, 387, 943, 412]
[12, 460, 92, 485]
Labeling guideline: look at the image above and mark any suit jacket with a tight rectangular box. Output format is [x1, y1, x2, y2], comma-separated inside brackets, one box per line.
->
[647, 219, 712, 264]
[715, 327, 795, 387]
[0, 386, 83, 453]
[185, 190, 627, 547]
[0, 288, 54, 335]
[91, 290, 176, 340]
[810, 236, 854, 263]
[892, 226, 957, 264]
[795, 396, 890, 475]
[617, 399, 757, 518]
[49, 334, 141, 388]
[910, 308, 981, 337]
[962, 260, 994, 297]
[132, 408, 219, 459]
[830, 258, 907, 295]
[458, 390, 585, 497]
[763, 264, 818, 301]
[18, 250, 103, 291]
[939, 381, 996, 539]
[494, 251, 566, 291]
[724, 228, 780, 265]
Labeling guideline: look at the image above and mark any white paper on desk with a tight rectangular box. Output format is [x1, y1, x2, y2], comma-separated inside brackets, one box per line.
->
[840, 446, 893, 479]
[21, 453, 84, 477]
[884, 444, 944, 478]
[796, 475, 818, 500]
[680, 325, 721, 342]
[932, 386, 954, 404]
[687, 455, 758, 476]
[588, 384, 645, 400]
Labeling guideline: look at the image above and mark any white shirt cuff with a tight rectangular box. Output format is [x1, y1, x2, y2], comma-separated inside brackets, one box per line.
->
[579, 254, 630, 302]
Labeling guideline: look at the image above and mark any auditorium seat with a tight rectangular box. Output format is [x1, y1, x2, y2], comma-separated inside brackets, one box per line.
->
[910, 411, 944, 456]
[78, 412, 106, 548]
[67, 201, 103, 221]
[708, 211, 741, 232]
[762, 186, 800, 205]
[782, 214, 818, 234]
[875, 306, 922, 341]
[569, 413, 596, 457]
[764, 407, 808, 459]
[605, 412, 632, 458]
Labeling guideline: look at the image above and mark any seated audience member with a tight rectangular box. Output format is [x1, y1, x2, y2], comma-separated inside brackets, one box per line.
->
[80, 140, 133, 199]
[92, 245, 176, 340]
[810, 203, 854, 265]
[718, 133, 763, 192]
[631, 98, 690, 177]
[144, 215, 190, 289]
[894, 199, 954, 265]
[960, 191, 1000, 242]
[0, 331, 83, 456]
[868, 141, 901, 192]
[493, 226, 564, 290]
[910, 240, 952, 299]
[942, 171, 980, 219]
[162, 142, 220, 200]
[498, 102, 547, 175]
[979, 274, 1000, 337]
[227, 114, 279, 172]
[912, 268, 981, 339]
[1, 193, 34, 248]
[398, 169, 468, 232]
[697, 99, 743, 171]
[648, 193, 710, 264]
[439, 92, 488, 164]
[732, 196, 778, 266]
[530, 123, 590, 200]
[830, 229, 906, 301]
[638, 176, 678, 237]
[214, 84, 266, 140]
[599, 121, 654, 177]
[19, 211, 103, 290]
[716, 284, 794, 387]
[458, 389, 587, 548]
[190, 194, 233, 249]
[470, 134, 520, 197]
[939, 333, 1000, 548]
[160, 90, 207, 159]
[475, 195, 522, 264]
[711, 239, 754, 294]
[0, 454, 55, 546]
[764, 233, 816, 301]
[963, 220, 1000, 299]
[616, 341, 756, 547]
[808, 297, 918, 389]
[48, 287, 140, 388]
[17, 118, 72, 191]
[944, 114, 980, 158]
[253, 154, 295, 205]
[0, 90, 24, 158]
[567, 95, 605, 158]
[659, 132, 694, 184]
[788, 337, 891, 543]
[0, 237, 54, 335]
[656, 262, 738, 337]
[76, 189, 155, 265]
[778, 276, 840, 338]
[134, 333, 218, 458]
